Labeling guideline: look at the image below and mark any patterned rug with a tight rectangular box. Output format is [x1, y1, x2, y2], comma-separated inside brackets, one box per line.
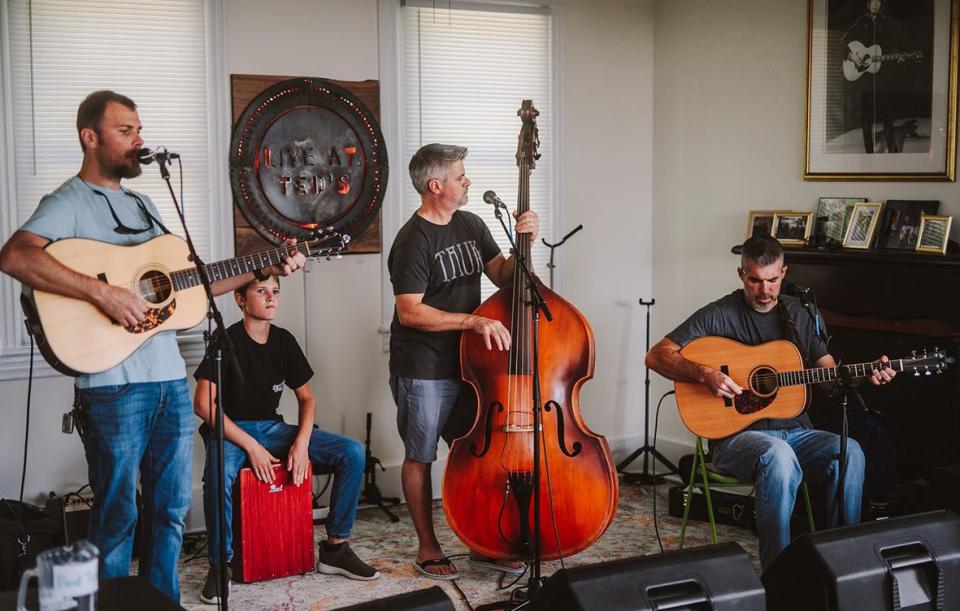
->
[177, 481, 759, 610]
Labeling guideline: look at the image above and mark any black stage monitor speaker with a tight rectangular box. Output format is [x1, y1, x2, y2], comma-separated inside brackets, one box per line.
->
[762, 510, 960, 611]
[337, 585, 455, 611]
[531, 542, 765, 610]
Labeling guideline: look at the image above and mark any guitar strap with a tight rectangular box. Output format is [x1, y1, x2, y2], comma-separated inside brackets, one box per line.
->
[777, 299, 810, 368]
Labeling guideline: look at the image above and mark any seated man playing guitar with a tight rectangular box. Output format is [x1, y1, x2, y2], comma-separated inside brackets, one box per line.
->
[645, 235, 896, 570]
[193, 273, 379, 604]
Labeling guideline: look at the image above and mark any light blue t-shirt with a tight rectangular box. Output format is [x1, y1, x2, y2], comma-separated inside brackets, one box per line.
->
[20, 176, 186, 388]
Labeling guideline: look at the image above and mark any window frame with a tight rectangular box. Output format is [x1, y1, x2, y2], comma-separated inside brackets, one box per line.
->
[376, 0, 566, 349]
[0, 0, 230, 380]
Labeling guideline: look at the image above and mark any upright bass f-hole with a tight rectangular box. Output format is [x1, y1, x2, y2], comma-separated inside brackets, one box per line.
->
[544, 400, 582, 457]
[470, 401, 504, 457]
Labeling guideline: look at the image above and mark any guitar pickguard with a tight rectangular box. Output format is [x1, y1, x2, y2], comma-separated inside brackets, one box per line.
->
[125, 300, 176, 334]
[734, 390, 777, 415]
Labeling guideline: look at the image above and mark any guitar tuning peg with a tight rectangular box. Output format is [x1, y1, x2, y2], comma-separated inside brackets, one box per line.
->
[911, 349, 917, 357]
[913, 370, 921, 377]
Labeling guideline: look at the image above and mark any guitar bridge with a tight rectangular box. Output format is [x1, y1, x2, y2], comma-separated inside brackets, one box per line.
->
[720, 365, 732, 407]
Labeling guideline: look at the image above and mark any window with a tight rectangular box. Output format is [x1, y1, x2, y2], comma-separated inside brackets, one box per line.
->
[0, 0, 227, 378]
[399, 1, 555, 299]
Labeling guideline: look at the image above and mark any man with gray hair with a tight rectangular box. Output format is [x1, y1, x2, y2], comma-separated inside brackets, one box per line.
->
[646, 235, 896, 570]
[388, 143, 539, 579]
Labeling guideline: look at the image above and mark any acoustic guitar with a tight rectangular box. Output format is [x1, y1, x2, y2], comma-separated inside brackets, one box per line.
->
[21, 232, 347, 376]
[674, 336, 951, 439]
[842, 41, 923, 82]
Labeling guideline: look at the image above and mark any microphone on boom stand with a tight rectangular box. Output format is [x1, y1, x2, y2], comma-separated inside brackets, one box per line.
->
[138, 146, 180, 166]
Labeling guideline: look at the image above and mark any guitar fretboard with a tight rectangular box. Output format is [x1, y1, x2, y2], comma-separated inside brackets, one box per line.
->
[168, 241, 318, 290]
[777, 359, 906, 387]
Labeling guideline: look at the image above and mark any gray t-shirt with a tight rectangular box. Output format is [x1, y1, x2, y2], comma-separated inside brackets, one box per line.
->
[666, 289, 830, 431]
[20, 176, 186, 388]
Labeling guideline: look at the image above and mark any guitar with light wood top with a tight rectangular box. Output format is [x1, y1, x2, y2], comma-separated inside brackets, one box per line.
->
[21, 231, 348, 376]
[675, 336, 952, 439]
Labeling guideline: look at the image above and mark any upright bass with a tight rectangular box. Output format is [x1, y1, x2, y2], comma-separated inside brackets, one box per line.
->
[441, 101, 618, 561]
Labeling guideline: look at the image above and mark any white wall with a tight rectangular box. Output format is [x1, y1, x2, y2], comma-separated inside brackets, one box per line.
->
[651, 0, 960, 447]
[0, 0, 657, 529]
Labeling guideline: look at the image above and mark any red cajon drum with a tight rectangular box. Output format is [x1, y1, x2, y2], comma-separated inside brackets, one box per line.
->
[232, 463, 315, 583]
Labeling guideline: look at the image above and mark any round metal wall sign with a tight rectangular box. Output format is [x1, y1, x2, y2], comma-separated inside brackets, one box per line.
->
[229, 78, 387, 245]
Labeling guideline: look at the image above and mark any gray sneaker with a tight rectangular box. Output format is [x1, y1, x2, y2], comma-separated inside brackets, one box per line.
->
[199, 564, 231, 604]
[317, 542, 380, 581]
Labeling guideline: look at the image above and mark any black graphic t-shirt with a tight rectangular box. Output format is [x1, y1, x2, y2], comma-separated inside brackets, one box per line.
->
[194, 322, 313, 425]
[388, 210, 501, 379]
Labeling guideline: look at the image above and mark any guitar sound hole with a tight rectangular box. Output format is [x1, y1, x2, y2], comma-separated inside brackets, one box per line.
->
[139, 270, 172, 304]
[750, 366, 778, 396]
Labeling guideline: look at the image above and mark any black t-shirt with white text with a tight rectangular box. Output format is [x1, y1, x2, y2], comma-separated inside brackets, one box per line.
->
[194, 322, 313, 425]
[388, 210, 501, 379]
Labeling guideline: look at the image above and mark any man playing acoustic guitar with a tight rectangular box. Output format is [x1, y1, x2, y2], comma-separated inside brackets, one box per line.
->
[0, 91, 306, 602]
[646, 235, 896, 570]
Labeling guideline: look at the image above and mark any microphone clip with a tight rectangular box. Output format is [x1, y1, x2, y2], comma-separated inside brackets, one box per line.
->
[138, 147, 180, 166]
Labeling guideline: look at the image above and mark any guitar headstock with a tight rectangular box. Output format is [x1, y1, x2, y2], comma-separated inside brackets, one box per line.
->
[305, 227, 350, 260]
[516, 100, 541, 170]
[902, 348, 954, 377]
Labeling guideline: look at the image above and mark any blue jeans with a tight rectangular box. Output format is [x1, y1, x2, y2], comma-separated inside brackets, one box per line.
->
[711, 427, 865, 570]
[202, 420, 365, 564]
[75, 379, 193, 603]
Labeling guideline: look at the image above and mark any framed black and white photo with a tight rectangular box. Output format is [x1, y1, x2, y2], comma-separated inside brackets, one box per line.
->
[745, 210, 786, 240]
[916, 214, 953, 253]
[772, 211, 815, 245]
[843, 201, 884, 248]
[815, 197, 866, 241]
[805, 0, 959, 180]
[874, 199, 940, 249]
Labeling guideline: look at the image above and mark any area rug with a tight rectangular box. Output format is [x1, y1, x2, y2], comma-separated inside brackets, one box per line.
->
[177, 481, 759, 610]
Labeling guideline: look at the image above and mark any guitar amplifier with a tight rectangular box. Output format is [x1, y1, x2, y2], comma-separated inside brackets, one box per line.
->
[232, 463, 315, 583]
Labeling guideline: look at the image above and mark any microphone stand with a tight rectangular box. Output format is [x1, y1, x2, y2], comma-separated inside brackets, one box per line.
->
[797, 289, 852, 528]
[491, 203, 552, 607]
[152, 154, 243, 610]
[617, 298, 679, 483]
[540, 224, 583, 290]
[833, 365, 855, 528]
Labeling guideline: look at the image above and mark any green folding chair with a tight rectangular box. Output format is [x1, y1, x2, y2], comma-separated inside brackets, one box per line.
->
[678, 436, 816, 549]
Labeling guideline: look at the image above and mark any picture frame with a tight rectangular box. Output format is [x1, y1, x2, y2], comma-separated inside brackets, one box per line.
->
[815, 197, 867, 242]
[772, 211, 815, 245]
[874, 199, 940, 249]
[804, 0, 959, 180]
[745, 210, 786, 240]
[916, 214, 953, 253]
[842, 202, 884, 248]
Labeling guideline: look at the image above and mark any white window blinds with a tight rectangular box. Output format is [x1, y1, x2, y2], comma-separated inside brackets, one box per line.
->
[6, 0, 213, 257]
[401, 1, 553, 298]
[1, 0, 216, 369]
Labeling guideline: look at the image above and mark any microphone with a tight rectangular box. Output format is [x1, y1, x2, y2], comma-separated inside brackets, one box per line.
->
[784, 282, 812, 299]
[138, 147, 180, 165]
[482, 190, 508, 209]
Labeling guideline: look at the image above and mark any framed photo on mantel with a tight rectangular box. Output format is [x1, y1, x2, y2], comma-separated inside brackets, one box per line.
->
[874, 200, 940, 249]
[804, 0, 959, 181]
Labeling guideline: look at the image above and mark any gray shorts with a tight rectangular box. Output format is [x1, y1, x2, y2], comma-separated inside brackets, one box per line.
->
[390, 377, 475, 463]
